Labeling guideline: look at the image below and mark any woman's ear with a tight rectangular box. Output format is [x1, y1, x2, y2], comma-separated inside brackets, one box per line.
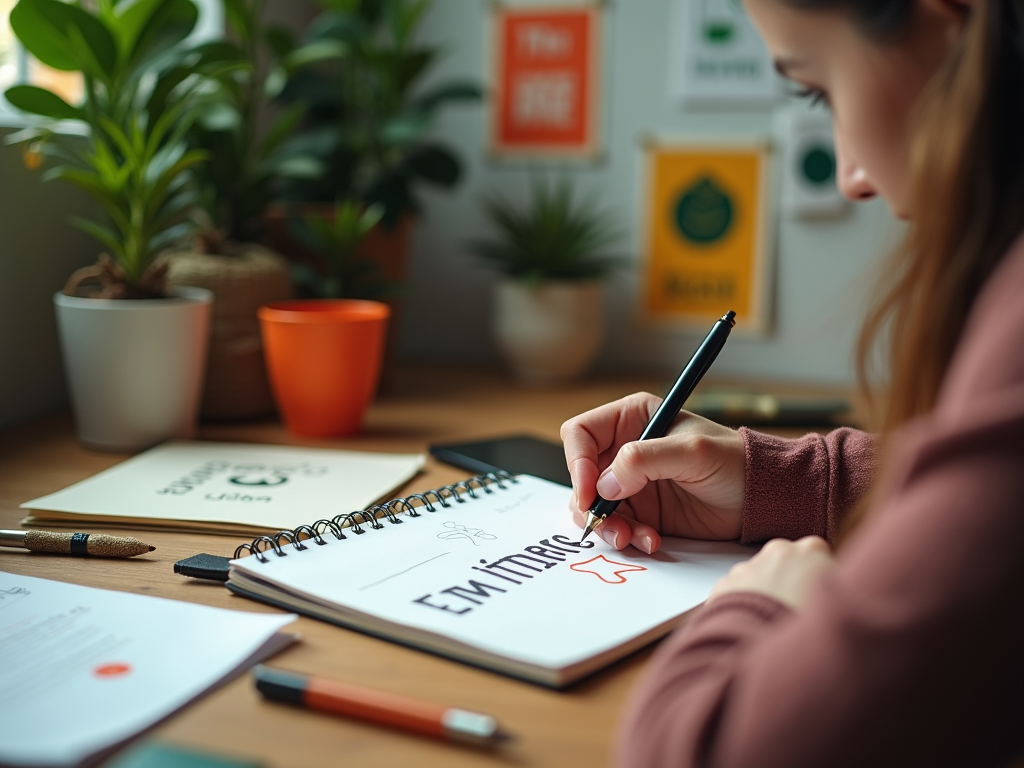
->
[916, 0, 972, 39]
[917, 0, 973, 20]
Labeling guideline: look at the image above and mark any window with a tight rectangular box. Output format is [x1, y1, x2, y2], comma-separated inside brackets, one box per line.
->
[0, 0, 221, 127]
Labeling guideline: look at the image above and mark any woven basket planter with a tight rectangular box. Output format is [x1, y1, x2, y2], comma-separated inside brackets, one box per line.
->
[167, 244, 292, 420]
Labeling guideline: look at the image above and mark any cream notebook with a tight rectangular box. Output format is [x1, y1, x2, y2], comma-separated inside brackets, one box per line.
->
[21, 440, 424, 535]
[227, 473, 753, 688]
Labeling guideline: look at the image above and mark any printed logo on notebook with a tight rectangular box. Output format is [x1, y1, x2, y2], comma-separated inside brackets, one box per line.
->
[569, 554, 648, 584]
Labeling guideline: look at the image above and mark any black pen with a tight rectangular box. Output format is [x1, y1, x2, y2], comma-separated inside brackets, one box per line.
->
[581, 310, 737, 541]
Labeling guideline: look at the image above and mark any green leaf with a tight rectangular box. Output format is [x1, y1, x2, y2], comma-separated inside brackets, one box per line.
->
[264, 65, 287, 99]
[10, 0, 118, 77]
[113, 0, 167, 60]
[386, 0, 429, 47]
[144, 64, 192, 125]
[264, 24, 297, 59]
[197, 102, 240, 132]
[146, 221, 197, 254]
[305, 10, 367, 44]
[411, 81, 483, 112]
[145, 149, 208, 219]
[221, 0, 251, 42]
[126, 0, 199, 70]
[264, 155, 325, 179]
[380, 112, 430, 145]
[284, 40, 348, 70]
[405, 143, 459, 186]
[71, 216, 124, 257]
[3, 85, 84, 121]
[257, 102, 305, 158]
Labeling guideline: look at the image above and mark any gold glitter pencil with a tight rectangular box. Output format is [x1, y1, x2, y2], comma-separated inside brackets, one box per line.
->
[0, 530, 155, 558]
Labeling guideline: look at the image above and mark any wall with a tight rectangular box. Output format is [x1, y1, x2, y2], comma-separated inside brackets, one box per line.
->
[0, 0, 900, 430]
[399, 0, 902, 385]
[0, 128, 96, 429]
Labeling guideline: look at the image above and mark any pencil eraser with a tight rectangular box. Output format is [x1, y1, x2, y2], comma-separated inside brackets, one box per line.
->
[174, 553, 232, 582]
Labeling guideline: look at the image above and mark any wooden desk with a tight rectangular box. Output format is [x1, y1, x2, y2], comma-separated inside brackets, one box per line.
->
[0, 368, 680, 768]
[0, 367, 838, 767]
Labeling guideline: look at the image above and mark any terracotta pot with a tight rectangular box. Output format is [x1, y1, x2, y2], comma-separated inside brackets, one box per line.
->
[493, 280, 605, 386]
[54, 287, 212, 451]
[259, 300, 390, 437]
[166, 244, 292, 420]
[263, 204, 411, 371]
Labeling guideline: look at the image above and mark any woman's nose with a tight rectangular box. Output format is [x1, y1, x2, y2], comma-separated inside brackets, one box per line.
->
[835, 137, 877, 201]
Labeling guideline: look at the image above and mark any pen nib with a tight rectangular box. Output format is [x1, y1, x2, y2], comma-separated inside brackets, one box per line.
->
[581, 513, 602, 542]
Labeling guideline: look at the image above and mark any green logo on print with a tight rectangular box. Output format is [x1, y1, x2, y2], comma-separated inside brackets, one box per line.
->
[674, 177, 734, 246]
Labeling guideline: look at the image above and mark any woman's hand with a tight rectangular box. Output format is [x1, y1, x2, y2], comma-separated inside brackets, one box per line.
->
[560, 392, 747, 554]
[709, 536, 836, 610]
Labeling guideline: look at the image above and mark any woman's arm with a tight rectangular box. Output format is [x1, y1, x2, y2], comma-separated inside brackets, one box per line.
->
[616, 246, 1024, 768]
[739, 427, 877, 546]
[561, 398, 876, 552]
[617, 393, 1024, 768]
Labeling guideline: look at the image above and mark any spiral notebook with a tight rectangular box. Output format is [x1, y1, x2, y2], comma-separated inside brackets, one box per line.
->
[227, 473, 753, 688]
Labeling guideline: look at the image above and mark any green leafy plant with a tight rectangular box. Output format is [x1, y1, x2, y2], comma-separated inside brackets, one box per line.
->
[4, 0, 219, 297]
[288, 201, 391, 298]
[468, 179, 626, 284]
[276, 0, 482, 229]
[186, 0, 337, 249]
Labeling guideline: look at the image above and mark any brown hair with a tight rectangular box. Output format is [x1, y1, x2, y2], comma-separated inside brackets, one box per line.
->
[857, 0, 1024, 433]
[783, 0, 1024, 534]
[786, 0, 1024, 430]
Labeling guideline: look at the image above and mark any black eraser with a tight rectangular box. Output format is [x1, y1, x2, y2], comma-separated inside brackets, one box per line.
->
[174, 553, 232, 582]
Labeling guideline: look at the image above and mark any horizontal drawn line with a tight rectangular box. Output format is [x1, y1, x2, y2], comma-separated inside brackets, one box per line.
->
[359, 552, 451, 591]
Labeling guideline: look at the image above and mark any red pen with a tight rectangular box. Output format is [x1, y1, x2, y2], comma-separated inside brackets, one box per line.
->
[252, 666, 512, 747]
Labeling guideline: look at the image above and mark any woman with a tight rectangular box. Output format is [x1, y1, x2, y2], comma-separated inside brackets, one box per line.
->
[560, 1, 1024, 765]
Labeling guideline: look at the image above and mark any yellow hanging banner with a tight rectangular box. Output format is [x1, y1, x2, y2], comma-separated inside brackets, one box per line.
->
[641, 142, 772, 333]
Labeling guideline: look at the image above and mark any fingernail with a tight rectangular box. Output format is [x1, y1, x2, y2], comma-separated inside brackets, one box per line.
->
[637, 534, 654, 554]
[596, 471, 622, 499]
[600, 527, 620, 548]
[572, 485, 579, 510]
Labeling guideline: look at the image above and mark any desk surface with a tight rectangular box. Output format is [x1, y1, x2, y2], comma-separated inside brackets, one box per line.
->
[0, 367, 831, 768]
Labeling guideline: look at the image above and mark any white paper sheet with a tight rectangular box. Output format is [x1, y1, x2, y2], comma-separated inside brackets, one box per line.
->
[0, 572, 296, 767]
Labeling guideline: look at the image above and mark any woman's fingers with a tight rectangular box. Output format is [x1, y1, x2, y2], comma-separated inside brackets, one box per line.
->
[568, 506, 662, 554]
[561, 393, 663, 509]
[597, 431, 716, 498]
[709, 536, 836, 609]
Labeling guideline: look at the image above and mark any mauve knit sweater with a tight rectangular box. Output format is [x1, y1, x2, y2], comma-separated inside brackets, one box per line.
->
[616, 240, 1024, 768]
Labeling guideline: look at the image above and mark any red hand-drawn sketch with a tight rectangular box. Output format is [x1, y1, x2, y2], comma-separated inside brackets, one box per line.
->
[570, 554, 648, 584]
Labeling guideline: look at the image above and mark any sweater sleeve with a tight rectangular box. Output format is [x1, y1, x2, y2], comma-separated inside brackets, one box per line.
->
[739, 427, 877, 546]
[615, 242, 1024, 768]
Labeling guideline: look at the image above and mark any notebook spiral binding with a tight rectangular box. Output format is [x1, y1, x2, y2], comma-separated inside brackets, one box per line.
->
[233, 470, 517, 563]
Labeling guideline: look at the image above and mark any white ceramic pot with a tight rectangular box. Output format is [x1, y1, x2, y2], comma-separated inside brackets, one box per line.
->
[54, 287, 213, 451]
[494, 280, 605, 385]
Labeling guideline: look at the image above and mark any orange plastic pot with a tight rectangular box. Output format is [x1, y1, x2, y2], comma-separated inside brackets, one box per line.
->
[259, 300, 390, 436]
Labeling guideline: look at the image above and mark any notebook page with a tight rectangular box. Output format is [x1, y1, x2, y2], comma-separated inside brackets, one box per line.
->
[230, 475, 752, 672]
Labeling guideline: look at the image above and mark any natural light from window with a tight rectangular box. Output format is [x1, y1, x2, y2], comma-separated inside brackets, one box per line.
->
[1, 0, 220, 125]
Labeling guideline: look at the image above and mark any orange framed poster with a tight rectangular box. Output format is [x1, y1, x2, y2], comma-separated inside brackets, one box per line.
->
[641, 141, 773, 334]
[489, 3, 601, 159]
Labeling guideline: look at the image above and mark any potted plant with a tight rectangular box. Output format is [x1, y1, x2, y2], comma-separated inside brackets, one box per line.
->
[265, 0, 482, 282]
[166, 0, 335, 421]
[260, 201, 392, 436]
[5, 0, 217, 451]
[287, 200, 389, 299]
[468, 179, 625, 385]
